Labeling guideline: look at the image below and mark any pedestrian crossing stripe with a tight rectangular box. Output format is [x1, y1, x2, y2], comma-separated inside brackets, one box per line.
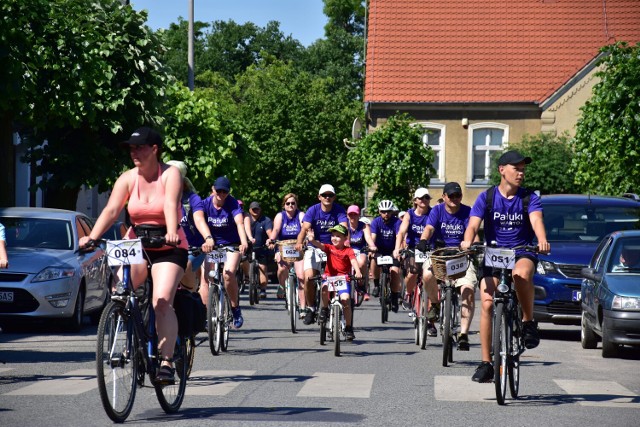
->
[297, 372, 375, 398]
[554, 379, 640, 408]
[187, 370, 256, 396]
[4, 369, 95, 396]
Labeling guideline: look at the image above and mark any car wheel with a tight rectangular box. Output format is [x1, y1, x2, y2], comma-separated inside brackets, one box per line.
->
[601, 321, 619, 358]
[580, 311, 598, 349]
[66, 286, 85, 332]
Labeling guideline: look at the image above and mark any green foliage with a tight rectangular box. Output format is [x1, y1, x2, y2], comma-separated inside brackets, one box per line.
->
[572, 42, 640, 195]
[347, 113, 434, 209]
[490, 133, 575, 194]
[159, 18, 209, 85]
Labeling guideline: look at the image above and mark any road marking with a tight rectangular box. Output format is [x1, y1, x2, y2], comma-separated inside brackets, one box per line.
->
[4, 369, 96, 396]
[434, 375, 495, 402]
[0, 368, 13, 374]
[187, 370, 256, 396]
[297, 372, 374, 398]
[554, 379, 640, 408]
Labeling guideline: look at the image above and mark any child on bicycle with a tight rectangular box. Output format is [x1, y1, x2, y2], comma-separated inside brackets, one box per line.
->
[308, 224, 362, 341]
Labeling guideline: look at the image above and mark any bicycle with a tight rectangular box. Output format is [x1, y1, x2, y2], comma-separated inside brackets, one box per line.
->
[469, 242, 539, 405]
[204, 245, 238, 356]
[430, 247, 471, 366]
[247, 245, 266, 305]
[325, 274, 352, 357]
[274, 239, 303, 333]
[92, 237, 188, 423]
[375, 253, 394, 324]
[399, 248, 429, 347]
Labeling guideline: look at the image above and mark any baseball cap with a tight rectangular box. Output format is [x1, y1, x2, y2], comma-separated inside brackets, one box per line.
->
[414, 187, 431, 199]
[443, 182, 463, 196]
[249, 201, 261, 210]
[318, 184, 336, 195]
[213, 176, 231, 192]
[122, 127, 162, 147]
[328, 224, 348, 236]
[498, 150, 532, 166]
[347, 205, 360, 215]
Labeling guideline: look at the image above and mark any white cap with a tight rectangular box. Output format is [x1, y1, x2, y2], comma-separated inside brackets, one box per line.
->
[398, 210, 406, 218]
[359, 217, 371, 225]
[414, 187, 430, 199]
[318, 184, 336, 195]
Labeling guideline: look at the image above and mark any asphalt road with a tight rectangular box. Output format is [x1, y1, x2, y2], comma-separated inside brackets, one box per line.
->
[1, 287, 639, 427]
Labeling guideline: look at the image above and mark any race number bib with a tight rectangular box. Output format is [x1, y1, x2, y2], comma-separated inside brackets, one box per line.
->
[484, 247, 516, 269]
[377, 255, 394, 265]
[281, 244, 300, 258]
[106, 239, 144, 266]
[325, 275, 349, 292]
[414, 249, 428, 264]
[446, 256, 469, 276]
[317, 250, 327, 262]
[207, 249, 227, 264]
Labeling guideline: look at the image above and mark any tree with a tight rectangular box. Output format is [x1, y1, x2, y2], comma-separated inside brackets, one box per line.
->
[347, 113, 434, 209]
[490, 133, 575, 194]
[572, 42, 640, 195]
[158, 18, 209, 85]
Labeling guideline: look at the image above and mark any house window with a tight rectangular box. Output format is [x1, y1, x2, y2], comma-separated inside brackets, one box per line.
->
[468, 123, 509, 183]
[417, 122, 445, 183]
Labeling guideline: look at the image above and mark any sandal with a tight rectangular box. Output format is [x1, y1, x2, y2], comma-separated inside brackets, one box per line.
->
[156, 364, 175, 385]
[276, 285, 286, 299]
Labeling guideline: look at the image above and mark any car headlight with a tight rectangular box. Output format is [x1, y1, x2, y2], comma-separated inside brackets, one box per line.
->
[537, 260, 557, 275]
[33, 267, 76, 282]
[612, 295, 640, 310]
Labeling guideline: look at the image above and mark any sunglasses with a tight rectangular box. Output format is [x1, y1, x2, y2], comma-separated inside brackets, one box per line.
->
[447, 193, 462, 199]
[418, 196, 431, 201]
[380, 210, 391, 214]
[285, 202, 296, 206]
[216, 189, 228, 195]
[320, 193, 335, 198]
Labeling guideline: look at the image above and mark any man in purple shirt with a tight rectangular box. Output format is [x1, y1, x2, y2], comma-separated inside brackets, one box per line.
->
[296, 184, 348, 325]
[461, 151, 550, 383]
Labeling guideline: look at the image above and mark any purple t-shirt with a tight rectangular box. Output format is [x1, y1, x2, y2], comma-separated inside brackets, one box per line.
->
[180, 191, 205, 246]
[426, 203, 471, 247]
[470, 187, 542, 249]
[303, 203, 348, 244]
[405, 207, 431, 247]
[278, 210, 302, 240]
[349, 220, 367, 250]
[202, 194, 243, 245]
[371, 216, 401, 254]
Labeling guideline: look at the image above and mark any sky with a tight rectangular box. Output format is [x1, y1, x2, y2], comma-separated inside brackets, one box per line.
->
[130, 0, 328, 46]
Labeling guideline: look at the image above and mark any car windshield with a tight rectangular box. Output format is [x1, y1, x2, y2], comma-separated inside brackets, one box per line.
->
[607, 237, 640, 273]
[0, 217, 73, 250]
[544, 205, 640, 243]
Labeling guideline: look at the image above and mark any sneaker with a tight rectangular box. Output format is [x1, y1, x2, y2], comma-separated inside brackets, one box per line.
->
[299, 307, 307, 319]
[259, 289, 267, 299]
[427, 302, 441, 322]
[522, 320, 540, 349]
[471, 361, 494, 383]
[232, 307, 244, 329]
[427, 322, 437, 337]
[372, 286, 380, 298]
[458, 333, 470, 351]
[345, 326, 355, 341]
[390, 294, 399, 313]
[401, 293, 412, 311]
[276, 285, 285, 299]
[303, 309, 315, 325]
[318, 307, 329, 322]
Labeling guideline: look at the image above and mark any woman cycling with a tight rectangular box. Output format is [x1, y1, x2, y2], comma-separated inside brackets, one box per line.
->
[347, 205, 375, 300]
[269, 193, 306, 307]
[80, 127, 187, 384]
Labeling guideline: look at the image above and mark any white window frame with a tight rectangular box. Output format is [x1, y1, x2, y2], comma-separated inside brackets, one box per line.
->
[467, 122, 509, 184]
[415, 122, 445, 184]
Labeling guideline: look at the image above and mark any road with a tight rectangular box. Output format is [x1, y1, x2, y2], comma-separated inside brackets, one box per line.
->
[1, 288, 639, 426]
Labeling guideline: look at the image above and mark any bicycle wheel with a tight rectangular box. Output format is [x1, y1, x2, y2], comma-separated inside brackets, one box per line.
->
[185, 335, 196, 378]
[287, 274, 297, 333]
[96, 300, 137, 423]
[419, 290, 429, 349]
[442, 286, 453, 367]
[379, 271, 389, 324]
[509, 306, 523, 398]
[221, 292, 230, 352]
[208, 285, 221, 356]
[413, 289, 421, 345]
[333, 304, 341, 357]
[155, 337, 188, 414]
[249, 262, 257, 305]
[493, 301, 508, 405]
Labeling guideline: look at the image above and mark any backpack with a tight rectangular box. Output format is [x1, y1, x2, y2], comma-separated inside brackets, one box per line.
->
[484, 185, 532, 232]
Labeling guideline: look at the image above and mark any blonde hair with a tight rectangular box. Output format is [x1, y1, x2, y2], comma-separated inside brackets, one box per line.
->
[282, 193, 298, 208]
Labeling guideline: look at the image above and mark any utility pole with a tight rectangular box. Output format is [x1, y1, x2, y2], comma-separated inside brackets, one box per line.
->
[188, 0, 194, 91]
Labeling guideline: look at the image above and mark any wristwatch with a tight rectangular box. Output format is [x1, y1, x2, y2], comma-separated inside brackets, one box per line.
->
[205, 236, 213, 240]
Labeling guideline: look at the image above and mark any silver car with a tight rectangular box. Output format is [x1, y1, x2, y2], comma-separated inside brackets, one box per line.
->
[0, 207, 110, 331]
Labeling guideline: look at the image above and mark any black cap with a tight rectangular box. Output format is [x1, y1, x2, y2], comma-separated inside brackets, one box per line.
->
[213, 176, 231, 192]
[443, 182, 462, 196]
[249, 201, 261, 210]
[123, 127, 162, 147]
[498, 150, 532, 166]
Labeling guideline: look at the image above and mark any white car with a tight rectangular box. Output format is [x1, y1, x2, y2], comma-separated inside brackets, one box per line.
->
[0, 207, 110, 331]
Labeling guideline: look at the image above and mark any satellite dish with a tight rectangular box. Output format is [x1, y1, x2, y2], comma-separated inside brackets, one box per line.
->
[352, 117, 363, 140]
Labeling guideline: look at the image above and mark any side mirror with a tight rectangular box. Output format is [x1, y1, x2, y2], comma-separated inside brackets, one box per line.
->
[581, 267, 601, 282]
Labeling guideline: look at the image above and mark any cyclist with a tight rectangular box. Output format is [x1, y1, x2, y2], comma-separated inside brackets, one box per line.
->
[308, 224, 362, 340]
[247, 201, 273, 299]
[295, 184, 348, 325]
[79, 127, 187, 384]
[461, 150, 550, 383]
[199, 176, 249, 329]
[370, 200, 403, 312]
[418, 182, 477, 350]
[269, 193, 305, 304]
[347, 205, 376, 300]
[0, 222, 8, 269]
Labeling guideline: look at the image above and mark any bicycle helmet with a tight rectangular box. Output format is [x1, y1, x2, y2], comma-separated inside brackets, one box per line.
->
[378, 200, 394, 211]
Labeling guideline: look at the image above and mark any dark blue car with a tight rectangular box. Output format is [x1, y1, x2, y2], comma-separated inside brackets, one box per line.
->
[533, 195, 640, 325]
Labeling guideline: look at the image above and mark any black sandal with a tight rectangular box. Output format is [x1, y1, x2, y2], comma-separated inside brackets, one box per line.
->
[155, 364, 175, 385]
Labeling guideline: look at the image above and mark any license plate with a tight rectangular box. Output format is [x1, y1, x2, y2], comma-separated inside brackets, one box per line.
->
[106, 239, 144, 266]
[0, 291, 14, 303]
[572, 290, 581, 302]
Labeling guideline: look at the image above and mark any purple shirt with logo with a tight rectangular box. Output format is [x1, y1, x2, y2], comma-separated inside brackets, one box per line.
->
[405, 208, 430, 247]
[278, 210, 302, 240]
[426, 203, 471, 246]
[371, 216, 401, 254]
[202, 194, 243, 245]
[349, 220, 367, 250]
[303, 203, 348, 244]
[470, 188, 542, 249]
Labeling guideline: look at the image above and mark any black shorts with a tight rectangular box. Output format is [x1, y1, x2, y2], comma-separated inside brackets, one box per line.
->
[145, 247, 188, 271]
[481, 254, 538, 279]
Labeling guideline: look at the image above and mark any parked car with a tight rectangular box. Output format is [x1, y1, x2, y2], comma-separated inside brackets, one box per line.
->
[533, 195, 640, 325]
[100, 220, 127, 241]
[580, 230, 640, 357]
[0, 207, 111, 331]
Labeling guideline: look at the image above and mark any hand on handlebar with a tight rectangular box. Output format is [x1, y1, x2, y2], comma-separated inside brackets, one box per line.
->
[537, 240, 551, 255]
[164, 231, 180, 246]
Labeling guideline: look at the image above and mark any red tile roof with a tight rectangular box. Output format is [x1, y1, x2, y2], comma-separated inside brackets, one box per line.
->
[365, 0, 640, 104]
